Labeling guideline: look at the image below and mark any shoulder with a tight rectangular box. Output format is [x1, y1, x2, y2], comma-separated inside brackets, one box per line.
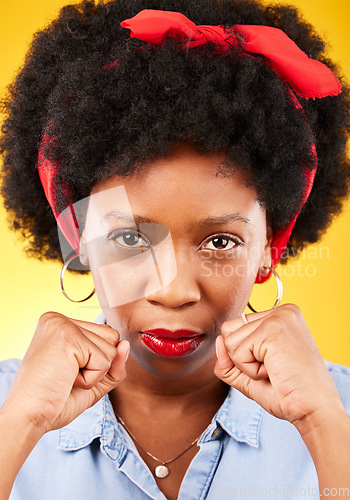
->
[325, 359, 350, 412]
[0, 358, 21, 406]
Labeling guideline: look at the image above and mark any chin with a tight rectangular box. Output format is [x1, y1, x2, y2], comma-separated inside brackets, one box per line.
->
[133, 348, 216, 379]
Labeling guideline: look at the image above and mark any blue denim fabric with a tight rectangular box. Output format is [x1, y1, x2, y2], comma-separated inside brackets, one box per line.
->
[1, 313, 350, 500]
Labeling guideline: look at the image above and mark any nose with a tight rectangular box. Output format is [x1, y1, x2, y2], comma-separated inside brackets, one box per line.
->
[145, 253, 201, 308]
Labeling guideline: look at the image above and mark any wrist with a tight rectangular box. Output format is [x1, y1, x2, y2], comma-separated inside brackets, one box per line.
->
[0, 402, 47, 442]
[293, 401, 350, 492]
[293, 400, 350, 455]
[0, 403, 46, 499]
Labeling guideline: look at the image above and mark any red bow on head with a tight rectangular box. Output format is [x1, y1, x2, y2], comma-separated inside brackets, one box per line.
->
[120, 10, 341, 99]
[38, 9, 341, 284]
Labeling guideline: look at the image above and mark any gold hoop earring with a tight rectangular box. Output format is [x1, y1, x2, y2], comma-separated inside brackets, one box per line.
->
[247, 267, 283, 313]
[59, 254, 95, 303]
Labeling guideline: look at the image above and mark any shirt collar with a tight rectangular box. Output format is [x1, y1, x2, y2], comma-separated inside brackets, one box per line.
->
[58, 312, 263, 453]
[213, 386, 263, 448]
[57, 394, 113, 449]
[58, 392, 129, 462]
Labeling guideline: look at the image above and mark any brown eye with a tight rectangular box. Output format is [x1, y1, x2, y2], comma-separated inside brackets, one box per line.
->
[201, 234, 242, 252]
[208, 237, 233, 250]
[109, 229, 151, 249]
[212, 237, 230, 249]
[122, 232, 140, 246]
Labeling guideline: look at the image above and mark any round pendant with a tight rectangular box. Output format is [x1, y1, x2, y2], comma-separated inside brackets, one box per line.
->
[155, 465, 170, 478]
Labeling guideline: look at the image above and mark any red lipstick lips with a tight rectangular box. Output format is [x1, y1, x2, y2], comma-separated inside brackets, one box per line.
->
[140, 329, 203, 357]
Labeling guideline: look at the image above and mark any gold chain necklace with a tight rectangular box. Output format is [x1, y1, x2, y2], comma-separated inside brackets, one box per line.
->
[115, 413, 202, 479]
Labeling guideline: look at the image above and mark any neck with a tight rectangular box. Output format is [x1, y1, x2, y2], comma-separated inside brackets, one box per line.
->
[109, 354, 229, 421]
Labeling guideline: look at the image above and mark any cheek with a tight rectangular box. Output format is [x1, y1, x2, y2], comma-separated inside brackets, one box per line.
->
[197, 247, 261, 313]
[89, 266, 138, 329]
[89, 267, 108, 308]
[202, 267, 254, 309]
[198, 243, 261, 283]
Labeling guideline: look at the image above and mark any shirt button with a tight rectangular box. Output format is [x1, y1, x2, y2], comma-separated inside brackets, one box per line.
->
[211, 426, 220, 438]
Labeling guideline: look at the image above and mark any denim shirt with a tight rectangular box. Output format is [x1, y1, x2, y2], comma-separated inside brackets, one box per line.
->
[1, 313, 350, 500]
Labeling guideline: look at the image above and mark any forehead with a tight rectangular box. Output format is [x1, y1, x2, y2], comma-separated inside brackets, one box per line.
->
[89, 143, 264, 230]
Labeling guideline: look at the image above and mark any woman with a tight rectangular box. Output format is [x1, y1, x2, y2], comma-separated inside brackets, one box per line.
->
[0, 0, 350, 498]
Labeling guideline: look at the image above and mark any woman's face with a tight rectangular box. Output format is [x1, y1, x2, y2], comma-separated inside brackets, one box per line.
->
[80, 142, 272, 378]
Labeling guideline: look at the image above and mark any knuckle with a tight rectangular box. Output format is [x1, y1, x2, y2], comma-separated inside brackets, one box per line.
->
[107, 328, 120, 345]
[229, 350, 240, 365]
[58, 322, 79, 343]
[100, 356, 112, 373]
[38, 311, 61, 328]
[97, 324, 120, 345]
[221, 321, 230, 334]
[258, 318, 282, 344]
[223, 334, 236, 349]
[274, 303, 302, 329]
[280, 303, 301, 317]
[224, 339, 239, 360]
[104, 344, 118, 362]
[286, 303, 302, 318]
[110, 344, 118, 359]
[106, 324, 119, 334]
[264, 316, 282, 333]
[55, 326, 87, 363]
[221, 320, 234, 335]
[56, 325, 73, 344]
[36, 312, 69, 341]
[81, 380, 95, 390]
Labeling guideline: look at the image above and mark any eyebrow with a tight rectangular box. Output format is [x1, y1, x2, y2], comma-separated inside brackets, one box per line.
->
[100, 211, 153, 224]
[100, 211, 252, 228]
[190, 213, 253, 229]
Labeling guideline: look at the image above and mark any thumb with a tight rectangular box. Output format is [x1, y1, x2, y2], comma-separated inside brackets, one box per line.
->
[214, 335, 271, 406]
[88, 340, 130, 401]
[107, 339, 130, 384]
[214, 335, 235, 378]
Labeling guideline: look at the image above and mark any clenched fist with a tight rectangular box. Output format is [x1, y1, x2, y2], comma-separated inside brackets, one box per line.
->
[214, 303, 346, 434]
[1, 312, 129, 435]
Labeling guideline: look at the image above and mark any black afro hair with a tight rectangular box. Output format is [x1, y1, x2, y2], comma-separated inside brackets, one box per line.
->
[1, 0, 349, 267]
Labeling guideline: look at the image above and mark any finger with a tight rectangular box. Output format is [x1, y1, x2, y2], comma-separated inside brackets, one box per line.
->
[226, 342, 269, 380]
[65, 328, 120, 390]
[215, 335, 272, 404]
[34, 313, 121, 390]
[221, 308, 274, 337]
[70, 318, 120, 344]
[81, 340, 130, 397]
[70, 340, 130, 411]
[73, 347, 117, 389]
[72, 326, 120, 389]
[76, 325, 119, 355]
[214, 336, 252, 388]
[31, 313, 119, 351]
[221, 313, 271, 358]
[87, 340, 130, 401]
[224, 329, 269, 380]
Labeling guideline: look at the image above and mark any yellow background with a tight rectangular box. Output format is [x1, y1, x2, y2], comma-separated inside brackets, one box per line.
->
[0, 0, 349, 363]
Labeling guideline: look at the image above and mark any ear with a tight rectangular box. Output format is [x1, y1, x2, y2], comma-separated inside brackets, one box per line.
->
[79, 231, 90, 267]
[259, 225, 273, 276]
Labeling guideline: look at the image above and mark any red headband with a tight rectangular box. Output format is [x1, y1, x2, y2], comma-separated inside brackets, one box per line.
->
[38, 9, 341, 284]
